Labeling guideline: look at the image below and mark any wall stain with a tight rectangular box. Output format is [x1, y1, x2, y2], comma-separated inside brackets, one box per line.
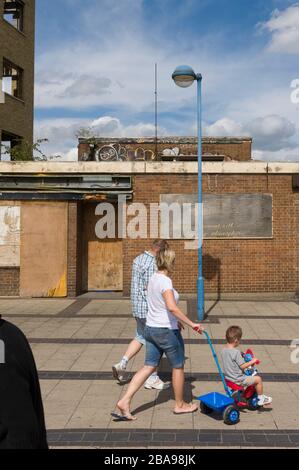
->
[47, 270, 67, 297]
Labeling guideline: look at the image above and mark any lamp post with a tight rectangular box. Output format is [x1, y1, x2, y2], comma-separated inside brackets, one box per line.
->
[172, 65, 204, 321]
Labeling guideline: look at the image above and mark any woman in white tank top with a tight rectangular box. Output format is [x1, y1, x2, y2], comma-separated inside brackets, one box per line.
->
[112, 249, 203, 421]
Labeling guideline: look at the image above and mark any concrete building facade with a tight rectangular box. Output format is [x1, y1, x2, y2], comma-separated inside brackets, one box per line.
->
[0, 0, 35, 158]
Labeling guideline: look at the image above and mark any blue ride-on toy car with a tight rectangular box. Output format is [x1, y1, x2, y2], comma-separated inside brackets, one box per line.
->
[195, 331, 260, 425]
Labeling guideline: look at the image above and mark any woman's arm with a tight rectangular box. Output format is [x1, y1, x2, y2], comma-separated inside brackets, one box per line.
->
[162, 289, 203, 331]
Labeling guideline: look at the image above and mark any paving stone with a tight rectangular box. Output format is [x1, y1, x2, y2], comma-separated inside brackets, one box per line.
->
[152, 433, 176, 442]
[82, 432, 106, 442]
[130, 432, 153, 442]
[175, 432, 199, 443]
[222, 432, 245, 443]
[105, 432, 130, 442]
[196, 433, 222, 443]
[288, 434, 299, 444]
[244, 433, 268, 444]
[2, 298, 299, 447]
[265, 434, 291, 444]
[46, 433, 62, 442]
[59, 432, 84, 442]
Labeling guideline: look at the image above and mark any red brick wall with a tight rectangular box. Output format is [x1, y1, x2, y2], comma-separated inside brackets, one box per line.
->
[295, 193, 299, 298]
[122, 174, 298, 295]
[78, 138, 252, 162]
[0, 268, 20, 296]
[67, 202, 82, 297]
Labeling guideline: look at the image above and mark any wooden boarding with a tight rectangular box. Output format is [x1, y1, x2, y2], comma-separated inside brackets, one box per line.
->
[82, 202, 123, 291]
[20, 202, 67, 297]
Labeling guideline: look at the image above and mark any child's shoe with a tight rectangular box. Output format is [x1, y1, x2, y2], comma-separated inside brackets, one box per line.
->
[257, 395, 272, 406]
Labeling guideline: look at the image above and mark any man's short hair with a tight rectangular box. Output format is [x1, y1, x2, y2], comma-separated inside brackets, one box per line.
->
[225, 325, 243, 343]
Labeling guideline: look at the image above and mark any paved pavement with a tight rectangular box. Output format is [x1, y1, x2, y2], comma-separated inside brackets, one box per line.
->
[0, 297, 299, 449]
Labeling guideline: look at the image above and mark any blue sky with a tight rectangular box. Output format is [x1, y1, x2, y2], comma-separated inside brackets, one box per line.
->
[34, 0, 299, 161]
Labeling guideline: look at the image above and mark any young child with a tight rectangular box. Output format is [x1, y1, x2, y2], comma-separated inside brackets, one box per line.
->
[221, 325, 272, 406]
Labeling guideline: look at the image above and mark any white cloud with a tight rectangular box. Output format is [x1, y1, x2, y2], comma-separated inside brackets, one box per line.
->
[52, 147, 78, 162]
[34, 1, 299, 162]
[34, 115, 167, 160]
[89, 116, 166, 138]
[205, 114, 298, 160]
[253, 147, 299, 162]
[35, 2, 252, 113]
[260, 4, 299, 53]
[35, 42, 160, 110]
[37, 113, 299, 162]
[204, 118, 245, 137]
[90, 116, 121, 135]
[62, 75, 112, 98]
[245, 114, 296, 150]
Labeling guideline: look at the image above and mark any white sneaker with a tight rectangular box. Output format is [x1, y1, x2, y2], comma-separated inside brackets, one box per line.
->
[257, 395, 272, 406]
[144, 376, 171, 390]
[112, 362, 126, 382]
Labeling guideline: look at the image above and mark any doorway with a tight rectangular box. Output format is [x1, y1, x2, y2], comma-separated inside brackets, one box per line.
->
[82, 202, 123, 291]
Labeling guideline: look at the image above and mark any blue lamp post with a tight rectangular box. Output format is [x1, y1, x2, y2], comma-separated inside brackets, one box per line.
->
[172, 65, 204, 321]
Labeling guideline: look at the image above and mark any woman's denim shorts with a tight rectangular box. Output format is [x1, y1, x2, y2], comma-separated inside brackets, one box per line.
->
[144, 326, 185, 369]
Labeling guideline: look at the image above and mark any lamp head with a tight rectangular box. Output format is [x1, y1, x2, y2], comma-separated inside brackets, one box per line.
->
[172, 65, 197, 88]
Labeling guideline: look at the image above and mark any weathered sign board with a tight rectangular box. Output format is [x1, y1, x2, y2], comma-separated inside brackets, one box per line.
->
[159, 194, 273, 239]
[0, 205, 20, 266]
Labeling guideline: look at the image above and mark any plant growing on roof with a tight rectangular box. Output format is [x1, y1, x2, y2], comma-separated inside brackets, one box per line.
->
[75, 127, 102, 160]
[1, 138, 49, 161]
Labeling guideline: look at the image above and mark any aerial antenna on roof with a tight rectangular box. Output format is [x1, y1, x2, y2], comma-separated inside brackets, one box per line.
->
[155, 63, 158, 160]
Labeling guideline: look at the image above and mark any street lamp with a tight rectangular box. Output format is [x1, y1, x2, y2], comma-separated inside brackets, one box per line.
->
[172, 65, 205, 321]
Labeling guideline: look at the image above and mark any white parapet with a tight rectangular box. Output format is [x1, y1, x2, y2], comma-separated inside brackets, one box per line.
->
[145, 161, 268, 174]
[0, 160, 297, 174]
[267, 162, 299, 174]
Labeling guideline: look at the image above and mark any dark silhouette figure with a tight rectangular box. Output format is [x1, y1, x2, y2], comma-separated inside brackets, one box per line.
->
[0, 317, 48, 449]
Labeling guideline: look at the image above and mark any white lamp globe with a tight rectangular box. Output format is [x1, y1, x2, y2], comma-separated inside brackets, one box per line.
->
[172, 65, 196, 88]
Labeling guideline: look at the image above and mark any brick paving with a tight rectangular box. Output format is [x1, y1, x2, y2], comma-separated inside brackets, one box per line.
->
[37, 371, 299, 382]
[46, 428, 299, 447]
[28, 338, 293, 345]
[1, 298, 299, 448]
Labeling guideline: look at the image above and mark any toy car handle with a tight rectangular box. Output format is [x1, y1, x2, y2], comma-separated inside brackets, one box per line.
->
[194, 329, 232, 398]
[244, 348, 261, 365]
[246, 348, 254, 357]
[193, 325, 204, 333]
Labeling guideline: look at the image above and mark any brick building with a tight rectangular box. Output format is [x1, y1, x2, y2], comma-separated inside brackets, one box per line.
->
[78, 137, 252, 162]
[0, 0, 35, 158]
[0, 159, 298, 299]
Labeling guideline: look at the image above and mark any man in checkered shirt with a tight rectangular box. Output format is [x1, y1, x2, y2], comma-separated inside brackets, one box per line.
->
[112, 239, 170, 389]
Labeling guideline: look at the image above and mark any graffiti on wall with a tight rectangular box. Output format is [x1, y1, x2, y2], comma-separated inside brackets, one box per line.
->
[86, 143, 183, 162]
[161, 147, 180, 157]
[94, 143, 156, 162]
